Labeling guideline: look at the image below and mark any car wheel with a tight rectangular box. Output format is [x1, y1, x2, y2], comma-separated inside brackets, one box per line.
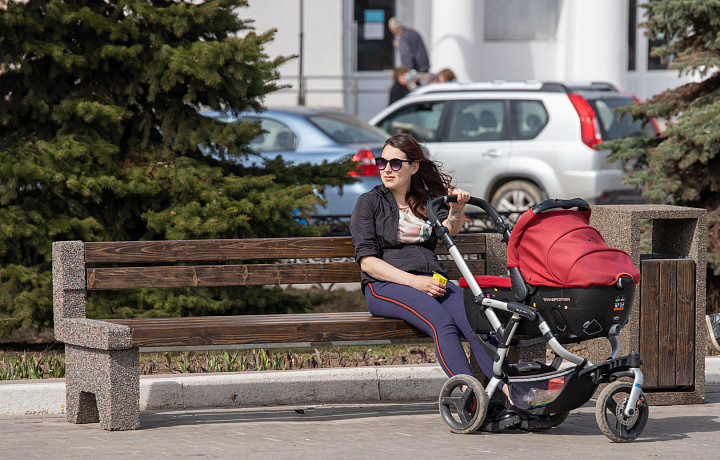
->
[490, 180, 544, 225]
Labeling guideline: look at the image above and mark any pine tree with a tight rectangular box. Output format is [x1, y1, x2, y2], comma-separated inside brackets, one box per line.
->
[0, 0, 355, 337]
[604, 0, 720, 311]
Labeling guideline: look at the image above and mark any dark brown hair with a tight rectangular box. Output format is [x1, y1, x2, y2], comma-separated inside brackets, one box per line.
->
[392, 66, 408, 83]
[383, 134, 452, 218]
[437, 68, 456, 82]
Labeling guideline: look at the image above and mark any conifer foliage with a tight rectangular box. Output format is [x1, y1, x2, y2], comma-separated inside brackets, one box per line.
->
[0, 0, 354, 337]
[605, 0, 720, 282]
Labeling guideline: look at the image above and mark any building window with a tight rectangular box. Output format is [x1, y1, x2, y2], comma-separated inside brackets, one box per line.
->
[484, 0, 558, 40]
[646, 0, 671, 70]
[355, 0, 395, 71]
[647, 34, 671, 70]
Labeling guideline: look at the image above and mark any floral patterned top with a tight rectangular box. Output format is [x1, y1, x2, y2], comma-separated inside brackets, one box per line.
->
[398, 205, 432, 244]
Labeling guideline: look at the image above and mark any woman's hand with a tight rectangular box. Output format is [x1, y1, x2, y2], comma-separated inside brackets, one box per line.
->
[448, 187, 470, 213]
[412, 274, 447, 297]
[445, 188, 470, 236]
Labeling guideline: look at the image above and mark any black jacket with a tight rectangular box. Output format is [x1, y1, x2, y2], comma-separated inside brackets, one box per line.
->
[349, 185, 449, 290]
[389, 82, 409, 105]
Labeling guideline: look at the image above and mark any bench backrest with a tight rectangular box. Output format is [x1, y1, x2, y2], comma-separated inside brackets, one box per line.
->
[52, 234, 491, 322]
[82, 235, 488, 290]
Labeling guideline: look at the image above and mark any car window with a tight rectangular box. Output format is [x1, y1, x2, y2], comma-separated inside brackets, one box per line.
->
[247, 118, 297, 152]
[509, 100, 548, 140]
[308, 113, 388, 144]
[447, 100, 506, 142]
[376, 102, 445, 143]
[590, 98, 656, 140]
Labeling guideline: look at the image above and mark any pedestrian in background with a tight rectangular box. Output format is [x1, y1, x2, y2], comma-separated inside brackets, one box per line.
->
[389, 66, 410, 105]
[388, 16, 430, 73]
[437, 68, 456, 82]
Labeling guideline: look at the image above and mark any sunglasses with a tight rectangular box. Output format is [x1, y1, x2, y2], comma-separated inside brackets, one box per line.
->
[375, 157, 414, 171]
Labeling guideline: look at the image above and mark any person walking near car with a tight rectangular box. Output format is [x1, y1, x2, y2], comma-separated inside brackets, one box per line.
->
[350, 134, 520, 430]
[436, 68, 456, 83]
[389, 66, 410, 105]
[388, 17, 430, 73]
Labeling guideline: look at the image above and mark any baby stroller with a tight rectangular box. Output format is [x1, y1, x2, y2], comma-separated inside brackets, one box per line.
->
[427, 196, 648, 443]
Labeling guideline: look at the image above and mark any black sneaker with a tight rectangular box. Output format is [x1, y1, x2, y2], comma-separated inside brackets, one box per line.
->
[706, 313, 720, 352]
[519, 414, 552, 432]
[479, 403, 521, 432]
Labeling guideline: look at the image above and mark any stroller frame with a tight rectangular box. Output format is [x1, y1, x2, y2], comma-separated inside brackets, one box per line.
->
[428, 196, 648, 442]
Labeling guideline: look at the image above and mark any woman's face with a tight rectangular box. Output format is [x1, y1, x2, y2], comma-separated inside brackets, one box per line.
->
[378, 145, 418, 195]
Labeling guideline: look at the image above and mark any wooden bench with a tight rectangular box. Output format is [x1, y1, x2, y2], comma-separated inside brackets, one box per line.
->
[52, 233, 505, 430]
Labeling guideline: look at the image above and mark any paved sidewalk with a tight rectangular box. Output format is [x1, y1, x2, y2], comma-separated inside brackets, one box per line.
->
[2, 384, 720, 459]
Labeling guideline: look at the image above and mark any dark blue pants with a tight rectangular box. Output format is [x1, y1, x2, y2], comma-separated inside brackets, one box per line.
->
[365, 279, 499, 383]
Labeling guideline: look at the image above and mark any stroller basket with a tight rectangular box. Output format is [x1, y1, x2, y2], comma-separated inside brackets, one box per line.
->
[508, 366, 596, 414]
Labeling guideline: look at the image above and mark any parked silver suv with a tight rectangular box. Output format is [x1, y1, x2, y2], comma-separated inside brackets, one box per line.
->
[368, 81, 657, 214]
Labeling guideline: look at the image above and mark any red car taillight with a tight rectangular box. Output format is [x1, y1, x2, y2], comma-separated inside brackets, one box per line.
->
[348, 149, 379, 176]
[568, 93, 602, 148]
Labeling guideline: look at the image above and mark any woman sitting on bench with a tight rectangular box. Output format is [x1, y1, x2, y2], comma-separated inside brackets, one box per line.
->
[349, 133, 513, 424]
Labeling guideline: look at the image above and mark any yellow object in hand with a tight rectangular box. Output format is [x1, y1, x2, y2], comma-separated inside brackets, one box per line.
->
[433, 273, 447, 285]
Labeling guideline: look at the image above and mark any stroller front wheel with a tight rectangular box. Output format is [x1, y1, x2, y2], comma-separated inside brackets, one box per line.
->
[438, 374, 488, 434]
[595, 380, 649, 442]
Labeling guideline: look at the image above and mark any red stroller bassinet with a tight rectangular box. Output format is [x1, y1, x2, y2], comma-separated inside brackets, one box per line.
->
[462, 202, 640, 340]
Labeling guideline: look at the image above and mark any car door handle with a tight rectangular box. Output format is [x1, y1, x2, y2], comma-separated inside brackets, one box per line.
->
[481, 149, 503, 158]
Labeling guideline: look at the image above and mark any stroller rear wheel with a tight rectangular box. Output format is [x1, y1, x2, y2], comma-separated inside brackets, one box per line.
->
[595, 381, 649, 442]
[438, 374, 488, 434]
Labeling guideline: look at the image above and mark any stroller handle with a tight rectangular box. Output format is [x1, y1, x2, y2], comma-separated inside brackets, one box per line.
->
[428, 195, 510, 242]
[532, 198, 590, 214]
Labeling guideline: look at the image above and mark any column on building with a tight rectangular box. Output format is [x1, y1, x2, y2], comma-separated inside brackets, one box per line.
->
[561, 0, 626, 90]
[424, 0, 479, 82]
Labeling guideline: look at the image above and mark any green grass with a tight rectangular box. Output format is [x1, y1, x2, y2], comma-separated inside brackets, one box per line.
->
[0, 344, 438, 381]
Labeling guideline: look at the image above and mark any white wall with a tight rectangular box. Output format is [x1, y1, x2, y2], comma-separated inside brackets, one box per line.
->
[242, 0, 344, 109]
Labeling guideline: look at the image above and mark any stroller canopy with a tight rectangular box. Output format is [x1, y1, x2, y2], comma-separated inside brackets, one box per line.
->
[507, 207, 640, 287]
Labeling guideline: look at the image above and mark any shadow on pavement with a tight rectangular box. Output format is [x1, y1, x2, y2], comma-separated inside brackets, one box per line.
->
[140, 402, 438, 429]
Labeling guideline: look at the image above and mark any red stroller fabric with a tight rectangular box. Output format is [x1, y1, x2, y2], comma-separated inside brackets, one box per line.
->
[507, 208, 640, 287]
[458, 276, 512, 288]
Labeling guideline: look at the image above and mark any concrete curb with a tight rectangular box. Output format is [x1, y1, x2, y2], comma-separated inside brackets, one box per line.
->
[0, 364, 446, 416]
[3, 358, 720, 417]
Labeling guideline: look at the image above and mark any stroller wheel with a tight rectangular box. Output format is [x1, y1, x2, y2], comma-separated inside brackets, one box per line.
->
[595, 381, 649, 443]
[438, 374, 488, 434]
[549, 411, 570, 427]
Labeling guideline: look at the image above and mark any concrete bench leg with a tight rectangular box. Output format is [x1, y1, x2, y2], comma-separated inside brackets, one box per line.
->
[65, 344, 140, 430]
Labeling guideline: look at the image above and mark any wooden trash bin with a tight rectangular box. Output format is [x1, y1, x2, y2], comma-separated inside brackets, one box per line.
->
[590, 205, 707, 405]
[639, 257, 696, 390]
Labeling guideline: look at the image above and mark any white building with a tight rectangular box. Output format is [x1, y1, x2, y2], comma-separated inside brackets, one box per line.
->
[244, 0, 699, 120]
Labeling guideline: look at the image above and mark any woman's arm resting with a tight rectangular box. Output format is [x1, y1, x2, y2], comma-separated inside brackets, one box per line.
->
[360, 256, 446, 297]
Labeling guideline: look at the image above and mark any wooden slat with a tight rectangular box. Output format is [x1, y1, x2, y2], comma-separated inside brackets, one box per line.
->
[87, 259, 486, 290]
[658, 260, 678, 387]
[436, 234, 486, 255]
[84, 234, 486, 264]
[639, 259, 660, 387]
[84, 238, 356, 263]
[446, 260, 485, 280]
[675, 259, 696, 386]
[87, 262, 362, 289]
[105, 312, 428, 347]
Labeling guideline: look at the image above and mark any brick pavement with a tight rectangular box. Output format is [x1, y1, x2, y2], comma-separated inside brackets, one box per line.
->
[2, 385, 719, 460]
